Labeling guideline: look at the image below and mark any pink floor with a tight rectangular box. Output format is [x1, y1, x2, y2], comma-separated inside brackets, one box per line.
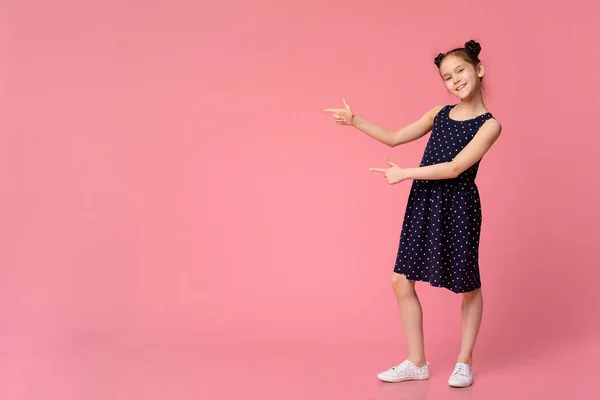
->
[1, 334, 598, 399]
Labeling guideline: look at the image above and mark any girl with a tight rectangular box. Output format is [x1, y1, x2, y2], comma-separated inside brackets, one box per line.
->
[323, 40, 502, 388]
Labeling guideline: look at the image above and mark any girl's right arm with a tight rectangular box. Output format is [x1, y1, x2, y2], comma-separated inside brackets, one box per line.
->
[352, 104, 444, 147]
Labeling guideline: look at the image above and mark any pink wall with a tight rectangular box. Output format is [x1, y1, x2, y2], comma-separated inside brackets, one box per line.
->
[2, 0, 599, 354]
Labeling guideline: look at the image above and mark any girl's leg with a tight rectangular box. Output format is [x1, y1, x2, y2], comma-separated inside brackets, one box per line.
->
[457, 287, 483, 365]
[392, 272, 427, 367]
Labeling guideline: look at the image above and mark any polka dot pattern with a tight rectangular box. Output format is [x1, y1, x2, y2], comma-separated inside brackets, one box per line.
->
[393, 104, 494, 293]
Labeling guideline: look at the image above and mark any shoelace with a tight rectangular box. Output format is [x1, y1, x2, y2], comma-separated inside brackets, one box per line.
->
[391, 361, 416, 375]
[452, 364, 469, 378]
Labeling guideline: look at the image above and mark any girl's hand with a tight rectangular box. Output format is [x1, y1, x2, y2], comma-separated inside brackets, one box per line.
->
[323, 97, 355, 125]
[369, 158, 408, 184]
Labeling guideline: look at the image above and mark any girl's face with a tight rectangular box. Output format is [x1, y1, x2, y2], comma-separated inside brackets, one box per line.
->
[439, 55, 484, 99]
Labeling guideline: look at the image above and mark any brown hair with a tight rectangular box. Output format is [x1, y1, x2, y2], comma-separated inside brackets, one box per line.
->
[434, 40, 484, 87]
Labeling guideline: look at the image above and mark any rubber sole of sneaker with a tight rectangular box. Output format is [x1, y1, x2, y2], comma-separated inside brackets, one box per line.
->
[377, 373, 430, 383]
[448, 378, 473, 388]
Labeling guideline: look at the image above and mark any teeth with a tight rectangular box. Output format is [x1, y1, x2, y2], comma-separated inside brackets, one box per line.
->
[457, 84, 466, 90]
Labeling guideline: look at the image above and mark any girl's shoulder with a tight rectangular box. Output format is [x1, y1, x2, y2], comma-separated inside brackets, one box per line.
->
[432, 104, 450, 120]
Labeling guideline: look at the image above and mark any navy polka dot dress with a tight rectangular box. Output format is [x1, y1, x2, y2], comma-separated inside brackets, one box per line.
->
[394, 104, 494, 293]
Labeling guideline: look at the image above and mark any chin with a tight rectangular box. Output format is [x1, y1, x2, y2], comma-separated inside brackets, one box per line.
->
[454, 88, 473, 100]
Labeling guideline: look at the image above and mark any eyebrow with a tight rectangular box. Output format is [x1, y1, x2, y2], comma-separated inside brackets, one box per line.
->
[441, 64, 465, 77]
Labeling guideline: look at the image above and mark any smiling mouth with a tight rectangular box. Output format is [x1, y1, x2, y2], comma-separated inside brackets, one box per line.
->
[456, 84, 467, 91]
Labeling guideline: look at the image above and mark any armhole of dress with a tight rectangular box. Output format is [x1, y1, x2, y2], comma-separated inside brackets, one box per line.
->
[434, 105, 448, 121]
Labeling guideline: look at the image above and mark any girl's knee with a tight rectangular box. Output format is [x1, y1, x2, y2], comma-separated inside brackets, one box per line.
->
[462, 287, 482, 301]
[392, 272, 416, 298]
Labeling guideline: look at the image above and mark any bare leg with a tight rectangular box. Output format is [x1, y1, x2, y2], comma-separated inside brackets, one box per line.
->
[392, 272, 427, 367]
[457, 287, 483, 366]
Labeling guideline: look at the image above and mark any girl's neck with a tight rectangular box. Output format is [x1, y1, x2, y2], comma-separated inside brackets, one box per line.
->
[456, 93, 487, 114]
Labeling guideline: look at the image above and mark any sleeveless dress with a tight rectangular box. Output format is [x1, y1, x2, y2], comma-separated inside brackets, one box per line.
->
[393, 104, 494, 293]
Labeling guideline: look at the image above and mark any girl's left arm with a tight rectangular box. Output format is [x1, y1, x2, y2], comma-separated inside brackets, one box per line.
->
[403, 119, 502, 180]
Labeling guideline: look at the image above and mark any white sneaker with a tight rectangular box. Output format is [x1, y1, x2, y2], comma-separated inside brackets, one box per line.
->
[377, 359, 430, 383]
[448, 363, 473, 387]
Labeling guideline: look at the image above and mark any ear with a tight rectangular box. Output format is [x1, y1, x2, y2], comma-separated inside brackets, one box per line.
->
[477, 62, 485, 79]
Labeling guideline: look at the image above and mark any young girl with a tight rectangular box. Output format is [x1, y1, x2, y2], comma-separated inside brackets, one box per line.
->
[323, 40, 502, 388]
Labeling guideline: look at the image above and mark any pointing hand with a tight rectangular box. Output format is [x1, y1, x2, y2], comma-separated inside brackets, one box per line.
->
[369, 158, 408, 184]
[323, 97, 355, 125]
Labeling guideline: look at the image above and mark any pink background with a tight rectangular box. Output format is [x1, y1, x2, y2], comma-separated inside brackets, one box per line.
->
[2, 0, 599, 398]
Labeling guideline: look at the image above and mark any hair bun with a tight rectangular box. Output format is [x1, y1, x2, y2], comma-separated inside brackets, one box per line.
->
[464, 40, 481, 56]
[434, 53, 445, 67]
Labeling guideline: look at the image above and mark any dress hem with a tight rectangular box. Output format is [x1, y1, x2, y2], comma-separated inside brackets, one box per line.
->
[396, 273, 482, 294]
